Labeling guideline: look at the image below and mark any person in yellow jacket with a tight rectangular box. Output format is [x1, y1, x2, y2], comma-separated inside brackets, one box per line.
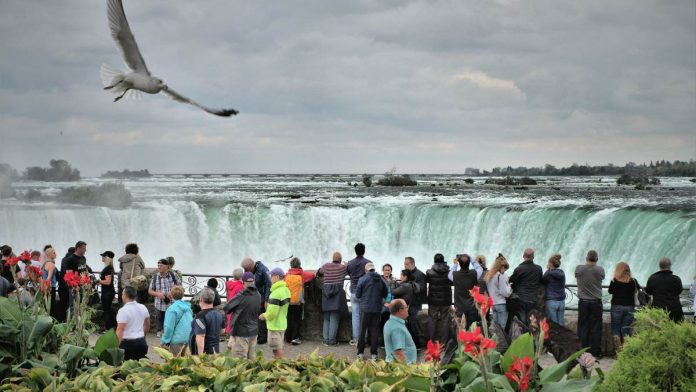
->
[259, 267, 291, 358]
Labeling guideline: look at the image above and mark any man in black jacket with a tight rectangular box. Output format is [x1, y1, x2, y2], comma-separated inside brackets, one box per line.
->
[646, 257, 684, 323]
[426, 253, 452, 344]
[224, 272, 264, 359]
[509, 248, 542, 326]
[405, 256, 427, 347]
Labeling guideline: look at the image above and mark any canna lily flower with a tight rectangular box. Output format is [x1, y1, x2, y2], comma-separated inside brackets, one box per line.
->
[458, 326, 496, 357]
[539, 318, 549, 340]
[63, 270, 81, 288]
[425, 340, 443, 362]
[18, 251, 32, 263]
[5, 257, 19, 266]
[505, 356, 533, 392]
[469, 286, 494, 314]
[80, 274, 91, 286]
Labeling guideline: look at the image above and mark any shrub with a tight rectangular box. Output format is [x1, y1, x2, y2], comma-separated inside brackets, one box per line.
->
[362, 174, 372, 187]
[23, 159, 80, 181]
[377, 174, 417, 186]
[101, 169, 151, 179]
[596, 308, 696, 392]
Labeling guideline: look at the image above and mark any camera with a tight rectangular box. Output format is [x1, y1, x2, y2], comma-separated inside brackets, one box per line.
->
[163, 296, 171, 304]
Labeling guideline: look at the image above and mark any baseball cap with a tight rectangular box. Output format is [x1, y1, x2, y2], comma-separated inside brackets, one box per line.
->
[365, 262, 375, 272]
[100, 251, 115, 258]
[270, 267, 285, 279]
[242, 272, 255, 282]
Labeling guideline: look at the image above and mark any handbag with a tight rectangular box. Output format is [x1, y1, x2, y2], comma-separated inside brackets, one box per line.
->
[633, 279, 649, 307]
[129, 256, 149, 291]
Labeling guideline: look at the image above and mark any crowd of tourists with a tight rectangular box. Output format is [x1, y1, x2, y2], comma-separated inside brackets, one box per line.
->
[0, 241, 693, 364]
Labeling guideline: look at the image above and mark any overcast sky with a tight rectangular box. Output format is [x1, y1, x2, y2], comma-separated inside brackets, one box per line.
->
[0, 0, 694, 175]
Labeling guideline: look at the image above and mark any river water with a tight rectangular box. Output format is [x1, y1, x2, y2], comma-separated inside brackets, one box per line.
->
[1, 175, 694, 285]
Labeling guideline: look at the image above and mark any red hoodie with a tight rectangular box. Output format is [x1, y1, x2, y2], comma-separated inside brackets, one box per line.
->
[225, 279, 245, 334]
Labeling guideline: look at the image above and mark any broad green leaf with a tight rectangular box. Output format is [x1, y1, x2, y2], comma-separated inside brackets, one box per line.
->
[21, 316, 53, 351]
[98, 348, 124, 366]
[539, 348, 587, 384]
[539, 378, 598, 392]
[154, 346, 174, 362]
[59, 344, 86, 363]
[93, 329, 119, 356]
[488, 373, 515, 391]
[370, 381, 390, 392]
[458, 361, 481, 386]
[0, 297, 21, 325]
[28, 367, 52, 387]
[501, 333, 534, 372]
[566, 364, 584, 380]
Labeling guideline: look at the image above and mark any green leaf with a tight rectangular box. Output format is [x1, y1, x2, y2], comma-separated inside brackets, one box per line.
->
[539, 378, 599, 392]
[28, 367, 52, 387]
[59, 344, 86, 363]
[539, 348, 587, 384]
[93, 329, 119, 356]
[566, 364, 584, 380]
[458, 361, 481, 386]
[21, 316, 53, 351]
[501, 333, 534, 372]
[370, 381, 390, 392]
[98, 348, 124, 366]
[0, 297, 21, 325]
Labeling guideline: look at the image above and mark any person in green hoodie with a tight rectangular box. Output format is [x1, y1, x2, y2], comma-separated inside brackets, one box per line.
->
[160, 285, 193, 356]
[259, 268, 291, 358]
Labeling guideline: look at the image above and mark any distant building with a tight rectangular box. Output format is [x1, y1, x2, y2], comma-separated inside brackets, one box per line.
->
[465, 168, 480, 176]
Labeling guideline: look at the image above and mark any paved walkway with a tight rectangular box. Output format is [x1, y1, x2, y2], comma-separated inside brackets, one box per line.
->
[92, 332, 616, 372]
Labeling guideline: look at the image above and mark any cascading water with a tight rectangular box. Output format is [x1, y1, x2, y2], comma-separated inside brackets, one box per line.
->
[1, 181, 694, 285]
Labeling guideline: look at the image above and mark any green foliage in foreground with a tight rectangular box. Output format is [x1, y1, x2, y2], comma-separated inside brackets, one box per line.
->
[1, 348, 432, 392]
[595, 308, 696, 392]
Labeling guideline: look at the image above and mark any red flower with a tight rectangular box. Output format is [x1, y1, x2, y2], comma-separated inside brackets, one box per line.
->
[505, 356, 533, 392]
[469, 286, 493, 315]
[28, 265, 42, 277]
[539, 318, 549, 340]
[5, 257, 19, 266]
[63, 270, 81, 288]
[80, 274, 91, 286]
[457, 326, 496, 357]
[41, 279, 52, 292]
[18, 251, 32, 263]
[425, 339, 443, 362]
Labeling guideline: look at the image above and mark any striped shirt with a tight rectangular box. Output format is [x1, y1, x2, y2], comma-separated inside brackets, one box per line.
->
[321, 262, 347, 285]
[150, 271, 181, 311]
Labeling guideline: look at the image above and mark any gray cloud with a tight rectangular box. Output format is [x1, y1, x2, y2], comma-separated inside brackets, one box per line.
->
[0, 0, 694, 175]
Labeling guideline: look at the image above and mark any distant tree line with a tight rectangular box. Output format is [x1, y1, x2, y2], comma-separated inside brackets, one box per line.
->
[482, 160, 696, 177]
[23, 159, 80, 181]
[101, 169, 151, 179]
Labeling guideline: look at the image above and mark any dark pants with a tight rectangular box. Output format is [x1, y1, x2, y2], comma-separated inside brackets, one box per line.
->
[428, 305, 450, 344]
[457, 308, 480, 330]
[578, 299, 603, 356]
[101, 289, 116, 330]
[56, 285, 69, 322]
[408, 303, 423, 347]
[156, 310, 166, 332]
[285, 304, 303, 342]
[258, 303, 268, 344]
[357, 311, 380, 356]
[120, 337, 148, 361]
[516, 301, 536, 326]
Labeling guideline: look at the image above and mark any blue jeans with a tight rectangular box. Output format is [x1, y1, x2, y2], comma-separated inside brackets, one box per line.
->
[350, 293, 361, 341]
[492, 304, 507, 328]
[323, 311, 340, 344]
[546, 299, 565, 326]
[610, 305, 635, 339]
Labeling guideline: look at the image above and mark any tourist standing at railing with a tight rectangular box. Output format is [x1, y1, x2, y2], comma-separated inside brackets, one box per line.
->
[380, 264, 399, 337]
[646, 257, 684, 323]
[404, 256, 427, 347]
[485, 254, 512, 328]
[390, 269, 420, 341]
[161, 285, 193, 356]
[285, 257, 315, 345]
[475, 255, 489, 294]
[116, 286, 150, 361]
[191, 288, 226, 355]
[41, 246, 58, 318]
[320, 251, 348, 346]
[509, 248, 543, 326]
[608, 262, 639, 352]
[575, 250, 605, 357]
[148, 258, 182, 337]
[260, 268, 291, 359]
[691, 275, 696, 306]
[356, 262, 388, 360]
[98, 251, 117, 331]
[242, 257, 272, 345]
[450, 254, 478, 329]
[61, 241, 86, 319]
[225, 268, 244, 335]
[0, 245, 17, 284]
[205, 278, 222, 307]
[426, 253, 452, 344]
[118, 243, 145, 303]
[347, 243, 371, 346]
[542, 254, 566, 326]
[224, 272, 263, 359]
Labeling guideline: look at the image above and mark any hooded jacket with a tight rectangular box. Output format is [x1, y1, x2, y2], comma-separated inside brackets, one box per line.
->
[253, 261, 273, 300]
[426, 262, 453, 306]
[263, 280, 291, 331]
[118, 253, 145, 288]
[356, 270, 388, 313]
[224, 285, 263, 337]
[391, 280, 420, 305]
[542, 268, 566, 301]
[161, 299, 193, 345]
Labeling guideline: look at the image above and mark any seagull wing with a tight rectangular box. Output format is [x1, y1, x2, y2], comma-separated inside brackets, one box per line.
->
[162, 87, 239, 117]
[107, 0, 150, 75]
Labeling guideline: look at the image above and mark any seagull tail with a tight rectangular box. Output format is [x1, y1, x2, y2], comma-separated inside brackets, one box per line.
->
[100, 63, 124, 89]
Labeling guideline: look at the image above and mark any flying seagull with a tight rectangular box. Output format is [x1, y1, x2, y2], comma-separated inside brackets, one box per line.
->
[101, 0, 238, 117]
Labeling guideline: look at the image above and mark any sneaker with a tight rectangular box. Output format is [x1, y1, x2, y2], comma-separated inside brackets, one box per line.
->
[156, 331, 162, 338]
[291, 338, 302, 345]
[370, 354, 378, 361]
[349, 339, 357, 346]
[322, 341, 330, 347]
